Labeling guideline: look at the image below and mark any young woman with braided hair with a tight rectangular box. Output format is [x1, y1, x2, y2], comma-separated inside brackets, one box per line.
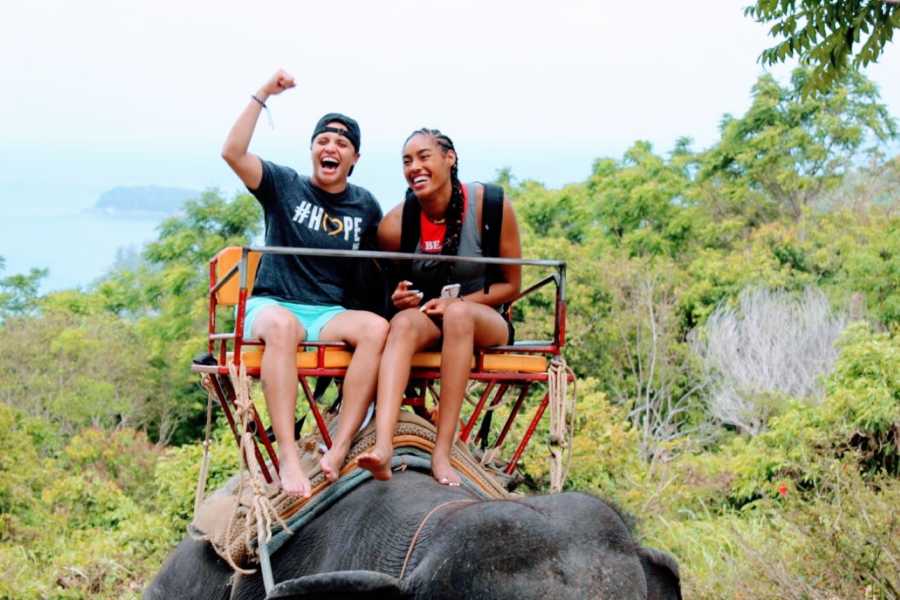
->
[357, 129, 522, 485]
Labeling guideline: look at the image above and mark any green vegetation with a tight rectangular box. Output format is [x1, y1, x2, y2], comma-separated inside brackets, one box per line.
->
[0, 257, 47, 319]
[746, 0, 900, 92]
[1, 67, 898, 598]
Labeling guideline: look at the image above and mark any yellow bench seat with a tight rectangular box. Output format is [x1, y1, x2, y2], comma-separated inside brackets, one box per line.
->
[230, 348, 547, 373]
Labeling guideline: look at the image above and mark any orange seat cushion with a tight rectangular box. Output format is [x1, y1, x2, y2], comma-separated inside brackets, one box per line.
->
[231, 348, 352, 369]
[482, 353, 547, 373]
[231, 348, 547, 373]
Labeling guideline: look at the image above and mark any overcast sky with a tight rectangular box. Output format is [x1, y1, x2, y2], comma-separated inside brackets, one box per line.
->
[1, 0, 898, 210]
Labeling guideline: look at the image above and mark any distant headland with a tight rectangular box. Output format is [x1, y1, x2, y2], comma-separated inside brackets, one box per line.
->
[89, 186, 200, 216]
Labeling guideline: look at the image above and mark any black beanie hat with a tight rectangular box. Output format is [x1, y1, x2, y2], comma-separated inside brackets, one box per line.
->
[311, 113, 361, 154]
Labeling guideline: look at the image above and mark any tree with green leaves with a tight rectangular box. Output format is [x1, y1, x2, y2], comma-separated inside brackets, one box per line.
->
[746, 0, 900, 92]
[589, 139, 695, 257]
[699, 66, 896, 220]
[0, 256, 48, 318]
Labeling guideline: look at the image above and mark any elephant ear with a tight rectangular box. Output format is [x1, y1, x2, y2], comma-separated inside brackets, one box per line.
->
[265, 570, 411, 600]
[638, 547, 682, 600]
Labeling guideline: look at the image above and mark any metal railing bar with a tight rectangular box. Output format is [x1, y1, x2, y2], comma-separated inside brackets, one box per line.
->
[246, 246, 565, 268]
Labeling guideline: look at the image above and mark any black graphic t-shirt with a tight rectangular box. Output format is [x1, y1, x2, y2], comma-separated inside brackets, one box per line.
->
[248, 160, 382, 306]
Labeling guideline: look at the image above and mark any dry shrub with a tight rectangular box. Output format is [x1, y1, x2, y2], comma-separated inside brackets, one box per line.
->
[692, 286, 848, 435]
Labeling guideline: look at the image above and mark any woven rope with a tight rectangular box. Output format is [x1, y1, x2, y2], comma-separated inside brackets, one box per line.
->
[207, 363, 292, 574]
[548, 357, 576, 493]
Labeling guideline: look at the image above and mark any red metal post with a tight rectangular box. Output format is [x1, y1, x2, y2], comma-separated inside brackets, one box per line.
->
[493, 383, 531, 449]
[208, 258, 218, 354]
[473, 384, 509, 445]
[505, 392, 550, 475]
[459, 381, 495, 443]
[250, 405, 279, 471]
[216, 374, 274, 483]
[299, 376, 333, 448]
[210, 375, 240, 444]
[233, 287, 249, 365]
[557, 300, 567, 349]
[218, 339, 228, 367]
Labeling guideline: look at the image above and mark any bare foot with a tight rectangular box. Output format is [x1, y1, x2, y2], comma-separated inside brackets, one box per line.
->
[431, 453, 461, 487]
[278, 447, 311, 498]
[319, 445, 348, 483]
[357, 446, 393, 481]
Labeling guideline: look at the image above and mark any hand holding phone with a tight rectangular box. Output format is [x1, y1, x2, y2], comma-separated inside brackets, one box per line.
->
[440, 283, 461, 298]
[393, 280, 423, 310]
[421, 283, 462, 312]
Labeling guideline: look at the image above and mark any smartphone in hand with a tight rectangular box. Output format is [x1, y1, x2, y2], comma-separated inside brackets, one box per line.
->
[420, 283, 462, 312]
[440, 283, 461, 298]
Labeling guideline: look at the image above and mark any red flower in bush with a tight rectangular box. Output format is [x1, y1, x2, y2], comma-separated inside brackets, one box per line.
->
[777, 483, 788, 497]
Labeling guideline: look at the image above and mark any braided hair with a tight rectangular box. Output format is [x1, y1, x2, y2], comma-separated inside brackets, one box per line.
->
[404, 128, 465, 259]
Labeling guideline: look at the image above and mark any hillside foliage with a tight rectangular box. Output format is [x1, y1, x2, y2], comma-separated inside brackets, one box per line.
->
[1, 67, 898, 598]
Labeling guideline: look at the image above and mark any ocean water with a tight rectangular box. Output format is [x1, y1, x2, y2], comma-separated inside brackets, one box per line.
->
[1, 211, 166, 292]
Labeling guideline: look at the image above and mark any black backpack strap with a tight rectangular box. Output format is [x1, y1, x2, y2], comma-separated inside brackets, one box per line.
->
[480, 183, 505, 293]
[400, 189, 421, 254]
[394, 189, 422, 288]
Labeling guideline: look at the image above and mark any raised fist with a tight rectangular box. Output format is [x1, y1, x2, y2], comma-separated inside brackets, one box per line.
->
[260, 69, 296, 96]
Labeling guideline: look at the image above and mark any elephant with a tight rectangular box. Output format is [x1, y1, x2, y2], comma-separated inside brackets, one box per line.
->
[145, 469, 681, 599]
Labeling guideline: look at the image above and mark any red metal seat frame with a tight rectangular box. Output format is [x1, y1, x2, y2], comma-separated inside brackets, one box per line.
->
[191, 246, 570, 484]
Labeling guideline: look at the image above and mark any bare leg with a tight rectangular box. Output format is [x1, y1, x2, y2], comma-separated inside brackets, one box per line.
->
[358, 309, 440, 480]
[253, 307, 311, 498]
[432, 301, 509, 486]
[318, 310, 389, 482]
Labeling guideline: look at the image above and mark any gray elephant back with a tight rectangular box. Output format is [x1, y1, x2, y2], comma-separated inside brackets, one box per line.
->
[146, 472, 682, 600]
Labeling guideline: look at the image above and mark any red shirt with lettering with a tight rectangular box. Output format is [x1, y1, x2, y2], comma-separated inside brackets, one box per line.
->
[418, 185, 469, 254]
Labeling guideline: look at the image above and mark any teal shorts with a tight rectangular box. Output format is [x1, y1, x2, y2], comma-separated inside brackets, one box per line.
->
[242, 296, 345, 342]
